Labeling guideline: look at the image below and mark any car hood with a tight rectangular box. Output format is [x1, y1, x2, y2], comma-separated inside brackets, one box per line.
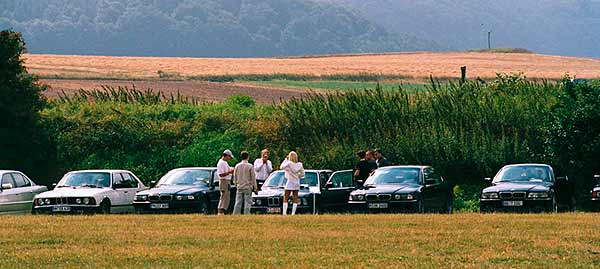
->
[353, 184, 421, 195]
[483, 182, 552, 193]
[254, 187, 315, 198]
[137, 185, 210, 195]
[35, 187, 112, 198]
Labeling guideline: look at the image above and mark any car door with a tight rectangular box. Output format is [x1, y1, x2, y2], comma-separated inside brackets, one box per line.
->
[422, 167, 443, 210]
[208, 170, 221, 206]
[10, 172, 35, 212]
[120, 173, 140, 206]
[0, 173, 19, 213]
[111, 173, 128, 211]
[322, 171, 355, 212]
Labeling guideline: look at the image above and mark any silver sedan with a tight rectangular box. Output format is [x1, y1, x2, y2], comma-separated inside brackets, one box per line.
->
[0, 170, 47, 214]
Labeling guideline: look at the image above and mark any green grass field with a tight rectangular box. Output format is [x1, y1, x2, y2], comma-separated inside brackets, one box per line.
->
[244, 80, 427, 92]
[3, 214, 600, 268]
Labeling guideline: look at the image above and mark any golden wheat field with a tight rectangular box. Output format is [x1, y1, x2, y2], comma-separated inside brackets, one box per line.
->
[25, 52, 600, 80]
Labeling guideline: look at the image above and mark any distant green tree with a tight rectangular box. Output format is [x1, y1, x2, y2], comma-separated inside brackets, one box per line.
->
[0, 29, 50, 180]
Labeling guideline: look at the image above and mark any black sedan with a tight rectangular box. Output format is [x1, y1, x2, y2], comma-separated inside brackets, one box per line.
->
[133, 167, 228, 214]
[348, 166, 454, 213]
[480, 164, 575, 213]
[252, 169, 355, 214]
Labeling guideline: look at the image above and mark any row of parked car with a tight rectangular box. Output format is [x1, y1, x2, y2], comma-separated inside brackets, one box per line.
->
[0, 163, 593, 215]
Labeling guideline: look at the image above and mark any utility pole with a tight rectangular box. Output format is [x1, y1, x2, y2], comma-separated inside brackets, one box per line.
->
[487, 31, 492, 50]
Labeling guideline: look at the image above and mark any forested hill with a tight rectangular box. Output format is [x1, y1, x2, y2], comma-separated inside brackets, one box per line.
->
[334, 0, 600, 57]
[0, 0, 436, 57]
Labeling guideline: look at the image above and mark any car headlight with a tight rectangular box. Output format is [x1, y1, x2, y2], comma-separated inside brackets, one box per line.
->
[256, 199, 262, 205]
[38, 198, 44, 205]
[357, 195, 364, 201]
[527, 192, 549, 199]
[187, 195, 195, 200]
[176, 195, 183, 200]
[406, 194, 414, 200]
[75, 198, 82, 204]
[482, 192, 499, 199]
[394, 194, 402, 200]
[135, 195, 148, 201]
[44, 198, 51, 204]
[83, 197, 91, 204]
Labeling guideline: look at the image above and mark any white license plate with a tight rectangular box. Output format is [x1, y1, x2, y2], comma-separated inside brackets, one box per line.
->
[52, 206, 71, 212]
[150, 203, 169, 209]
[267, 207, 281, 214]
[502, 201, 524, 207]
[368, 203, 389, 209]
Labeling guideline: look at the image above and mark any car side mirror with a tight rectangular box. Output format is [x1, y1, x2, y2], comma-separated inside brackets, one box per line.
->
[594, 175, 600, 183]
[1, 183, 13, 190]
[325, 182, 334, 189]
[424, 179, 436, 185]
[150, 181, 157, 188]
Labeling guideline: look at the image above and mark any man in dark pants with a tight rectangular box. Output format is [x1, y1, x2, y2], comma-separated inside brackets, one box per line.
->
[374, 148, 391, 168]
[354, 151, 371, 188]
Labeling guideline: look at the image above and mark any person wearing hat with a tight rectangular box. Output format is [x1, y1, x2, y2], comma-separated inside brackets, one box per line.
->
[217, 149, 235, 215]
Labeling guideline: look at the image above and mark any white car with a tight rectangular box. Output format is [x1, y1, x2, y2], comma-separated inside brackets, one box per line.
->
[0, 170, 47, 214]
[32, 170, 145, 214]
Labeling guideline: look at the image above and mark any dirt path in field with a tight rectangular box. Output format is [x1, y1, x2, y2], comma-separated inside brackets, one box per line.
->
[42, 79, 316, 104]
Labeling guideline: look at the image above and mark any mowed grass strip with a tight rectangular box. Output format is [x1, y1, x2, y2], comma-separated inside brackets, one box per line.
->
[2, 214, 600, 268]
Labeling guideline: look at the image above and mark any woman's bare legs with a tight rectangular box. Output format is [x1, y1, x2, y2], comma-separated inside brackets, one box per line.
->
[292, 190, 299, 215]
[283, 190, 291, 215]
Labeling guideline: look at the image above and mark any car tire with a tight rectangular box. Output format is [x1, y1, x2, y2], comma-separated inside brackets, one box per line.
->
[444, 196, 454, 214]
[198, 199, 209, 215]
[417, 198, 425, 213]
[548, 196, 558, 213]
[99, 199, 111, 214]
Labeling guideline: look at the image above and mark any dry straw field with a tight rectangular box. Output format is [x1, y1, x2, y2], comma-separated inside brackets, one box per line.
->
[2, 214, 600, 268]
[26, 52, 600, 80]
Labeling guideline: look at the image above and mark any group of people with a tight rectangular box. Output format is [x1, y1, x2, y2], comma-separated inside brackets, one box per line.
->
[215, 148, 305, 215]
[353, 149, 390, 188]
[214, 147, 390, 215]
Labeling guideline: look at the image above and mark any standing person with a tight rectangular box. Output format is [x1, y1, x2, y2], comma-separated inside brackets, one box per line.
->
[253, 149, 273, 189]
[233, 151, 258, 215]
[374, 148, 391, 168]
[354, 150, 371, 188]
[365, 150, 378, 172]
[217, 149, 234, 215]
[280, 151, 304, 215]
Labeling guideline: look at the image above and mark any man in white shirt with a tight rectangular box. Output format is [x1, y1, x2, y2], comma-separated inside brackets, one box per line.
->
[253, 149, 273, 188]
[217, 149, 234, 215]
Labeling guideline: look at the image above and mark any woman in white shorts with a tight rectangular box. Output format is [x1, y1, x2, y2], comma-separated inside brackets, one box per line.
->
[280, 151, 305, 215]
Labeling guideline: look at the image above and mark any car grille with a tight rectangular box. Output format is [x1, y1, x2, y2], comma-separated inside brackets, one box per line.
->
[54, 197, 69, 205]
[366, 194, 391, 201]
[149, 195, 160, 202]
[499, 192, 526, 200]
[268, 197, 280, 206]
[160, 195, 172, 201]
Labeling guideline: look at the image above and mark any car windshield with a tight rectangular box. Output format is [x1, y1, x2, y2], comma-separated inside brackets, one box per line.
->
[59, 172, 111, 188]
[158, 169, 212, 186]
[364, 167, 421, 185]
[495, 165, 553, 182]
[263, 171, 318, 188]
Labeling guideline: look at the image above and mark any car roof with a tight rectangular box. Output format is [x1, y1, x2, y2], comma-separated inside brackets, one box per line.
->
[381, 165, 429, 169]
[169, 167, 217, 171]
[67, 169, 134, 174]
[502, 164, 552, 168]
[0, 170, 22, 174]
[272, 169, 332, 173]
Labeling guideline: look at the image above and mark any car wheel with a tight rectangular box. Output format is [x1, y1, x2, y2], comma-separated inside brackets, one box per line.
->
[444, 196, 454, 214]
[100, 199, 111, 214]
[549, 196, 558, 213]
[198, 199, 209, 215]
[417, 198, 425, 213]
